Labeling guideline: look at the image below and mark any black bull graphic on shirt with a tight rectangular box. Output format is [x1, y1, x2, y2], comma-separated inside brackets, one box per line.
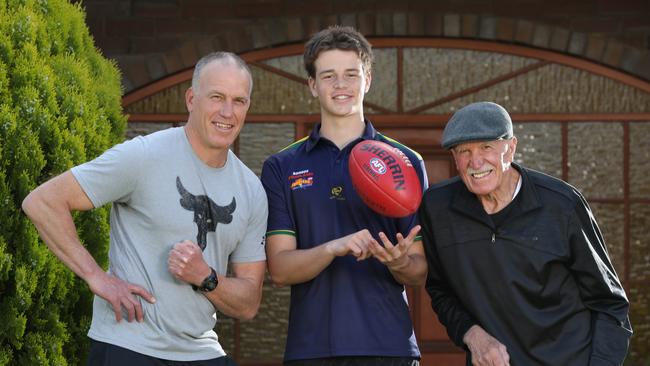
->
[176, 177, 236, 251]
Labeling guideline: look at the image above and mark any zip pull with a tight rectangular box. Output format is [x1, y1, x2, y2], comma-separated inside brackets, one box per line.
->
[491, 233, 496, 244]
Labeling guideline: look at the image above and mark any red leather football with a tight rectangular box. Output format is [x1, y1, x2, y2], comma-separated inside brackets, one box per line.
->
[349, 140, 422, 218]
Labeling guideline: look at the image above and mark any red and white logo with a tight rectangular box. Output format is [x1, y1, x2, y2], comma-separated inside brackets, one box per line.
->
[369, 158, 387, 174]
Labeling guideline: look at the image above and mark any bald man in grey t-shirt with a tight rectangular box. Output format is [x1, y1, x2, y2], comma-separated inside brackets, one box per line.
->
[73, 126, 267, 360]
[22, 52, 267, 365]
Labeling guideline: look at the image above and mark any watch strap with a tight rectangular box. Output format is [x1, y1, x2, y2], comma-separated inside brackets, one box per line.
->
[192, 267, 218, 292]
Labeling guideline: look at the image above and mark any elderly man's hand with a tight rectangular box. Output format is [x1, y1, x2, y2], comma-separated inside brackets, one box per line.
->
[463, 325, 510, 366]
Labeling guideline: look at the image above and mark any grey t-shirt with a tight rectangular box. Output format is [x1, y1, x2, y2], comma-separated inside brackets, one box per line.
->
[71, 127, 267, 361]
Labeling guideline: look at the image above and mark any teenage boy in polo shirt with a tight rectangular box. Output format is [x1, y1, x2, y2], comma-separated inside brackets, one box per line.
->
[260, 26, 428, 366]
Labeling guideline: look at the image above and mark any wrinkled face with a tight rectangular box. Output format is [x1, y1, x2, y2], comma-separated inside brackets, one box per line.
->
[308, 49, 371, 120]
[185, 60, 251, 153]
[451, 138, 517, 197]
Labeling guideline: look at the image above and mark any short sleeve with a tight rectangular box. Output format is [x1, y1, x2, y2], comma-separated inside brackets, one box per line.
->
[71, 137, 144, 208]
[230, 180, 268, 263]
[261, 156, 295, 235]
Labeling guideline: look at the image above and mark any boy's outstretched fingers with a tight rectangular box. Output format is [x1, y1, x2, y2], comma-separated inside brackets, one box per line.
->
[404, 225, 421, 242]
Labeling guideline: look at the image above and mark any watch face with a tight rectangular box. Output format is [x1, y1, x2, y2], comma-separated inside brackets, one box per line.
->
[200, 268, 218, 292]
[202, 278, 217, 292]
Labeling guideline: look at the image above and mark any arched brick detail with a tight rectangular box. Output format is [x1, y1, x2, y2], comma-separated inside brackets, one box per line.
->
[122, 38, 650, 108]
[119, 12, 650, 93]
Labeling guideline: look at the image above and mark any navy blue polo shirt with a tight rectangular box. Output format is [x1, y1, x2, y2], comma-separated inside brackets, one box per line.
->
[260, 120, 426, 361]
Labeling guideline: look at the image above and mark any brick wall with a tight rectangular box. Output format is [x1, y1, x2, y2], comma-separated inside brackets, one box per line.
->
[82, 0, 650, 92]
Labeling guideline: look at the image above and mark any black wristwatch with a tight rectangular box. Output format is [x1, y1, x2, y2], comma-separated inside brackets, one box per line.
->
[192, 267, 218, 292]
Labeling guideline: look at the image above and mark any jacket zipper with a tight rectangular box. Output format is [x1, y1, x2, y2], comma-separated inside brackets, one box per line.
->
[491, 233, 496, 243]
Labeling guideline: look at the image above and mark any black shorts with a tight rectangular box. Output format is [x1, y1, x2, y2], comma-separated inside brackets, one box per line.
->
[284, 357, 419, 366]
[87, 339, 237, 366]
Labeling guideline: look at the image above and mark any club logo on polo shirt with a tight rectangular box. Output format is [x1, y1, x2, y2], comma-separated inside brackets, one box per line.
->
[330, 186, 345, 200]
[289, 169, 314, 190]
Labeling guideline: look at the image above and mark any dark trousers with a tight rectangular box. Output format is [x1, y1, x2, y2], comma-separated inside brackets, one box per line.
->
[87, 339, 237, 366]
[284, 357, 419, 366]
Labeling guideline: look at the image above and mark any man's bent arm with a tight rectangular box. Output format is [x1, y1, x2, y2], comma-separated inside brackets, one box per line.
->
[22, 171, 155, 322]
[203, 261, 266, 320]
[418, 201, 479, 347]
[22, 171, 99, 278]
[569, 193, 632, 365]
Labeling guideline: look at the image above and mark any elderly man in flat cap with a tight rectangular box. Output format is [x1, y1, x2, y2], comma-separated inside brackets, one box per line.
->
[418, 101, 632, 366]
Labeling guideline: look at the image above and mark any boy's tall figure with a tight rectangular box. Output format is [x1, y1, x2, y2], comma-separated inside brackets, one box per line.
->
[261, 26, 428, 366]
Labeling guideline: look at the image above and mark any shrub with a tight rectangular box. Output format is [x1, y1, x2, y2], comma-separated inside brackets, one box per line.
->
[0, 0, 125, 364]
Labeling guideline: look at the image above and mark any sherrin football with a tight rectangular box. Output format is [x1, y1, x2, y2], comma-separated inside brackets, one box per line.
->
[348, 140, 422, 218]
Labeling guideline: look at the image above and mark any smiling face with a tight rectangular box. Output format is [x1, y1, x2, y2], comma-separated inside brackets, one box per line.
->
[308, 49, 371, 121]
[185, 59, 251, 166]
[451, 138, 518, 198]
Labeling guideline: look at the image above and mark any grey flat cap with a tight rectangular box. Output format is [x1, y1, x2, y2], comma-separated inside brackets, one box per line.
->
[441, 102, 513, 149]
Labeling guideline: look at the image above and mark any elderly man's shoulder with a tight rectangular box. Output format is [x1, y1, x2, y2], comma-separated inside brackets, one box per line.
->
[525, 167, 583, 204]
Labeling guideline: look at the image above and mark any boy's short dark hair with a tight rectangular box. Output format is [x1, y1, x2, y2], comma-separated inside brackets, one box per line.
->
[303, 25, 373, 78]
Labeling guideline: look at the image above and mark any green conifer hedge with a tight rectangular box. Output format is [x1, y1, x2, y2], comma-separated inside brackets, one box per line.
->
[0, 0, 126, 364]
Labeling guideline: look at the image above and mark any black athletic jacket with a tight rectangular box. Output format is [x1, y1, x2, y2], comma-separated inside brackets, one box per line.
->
[418, 164, 631, 366]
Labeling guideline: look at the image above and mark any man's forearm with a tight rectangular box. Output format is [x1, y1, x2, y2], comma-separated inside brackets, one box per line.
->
[203, 261, 266, 320]
[203, 276, 262, 320]
[22, 174, 102, 282]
